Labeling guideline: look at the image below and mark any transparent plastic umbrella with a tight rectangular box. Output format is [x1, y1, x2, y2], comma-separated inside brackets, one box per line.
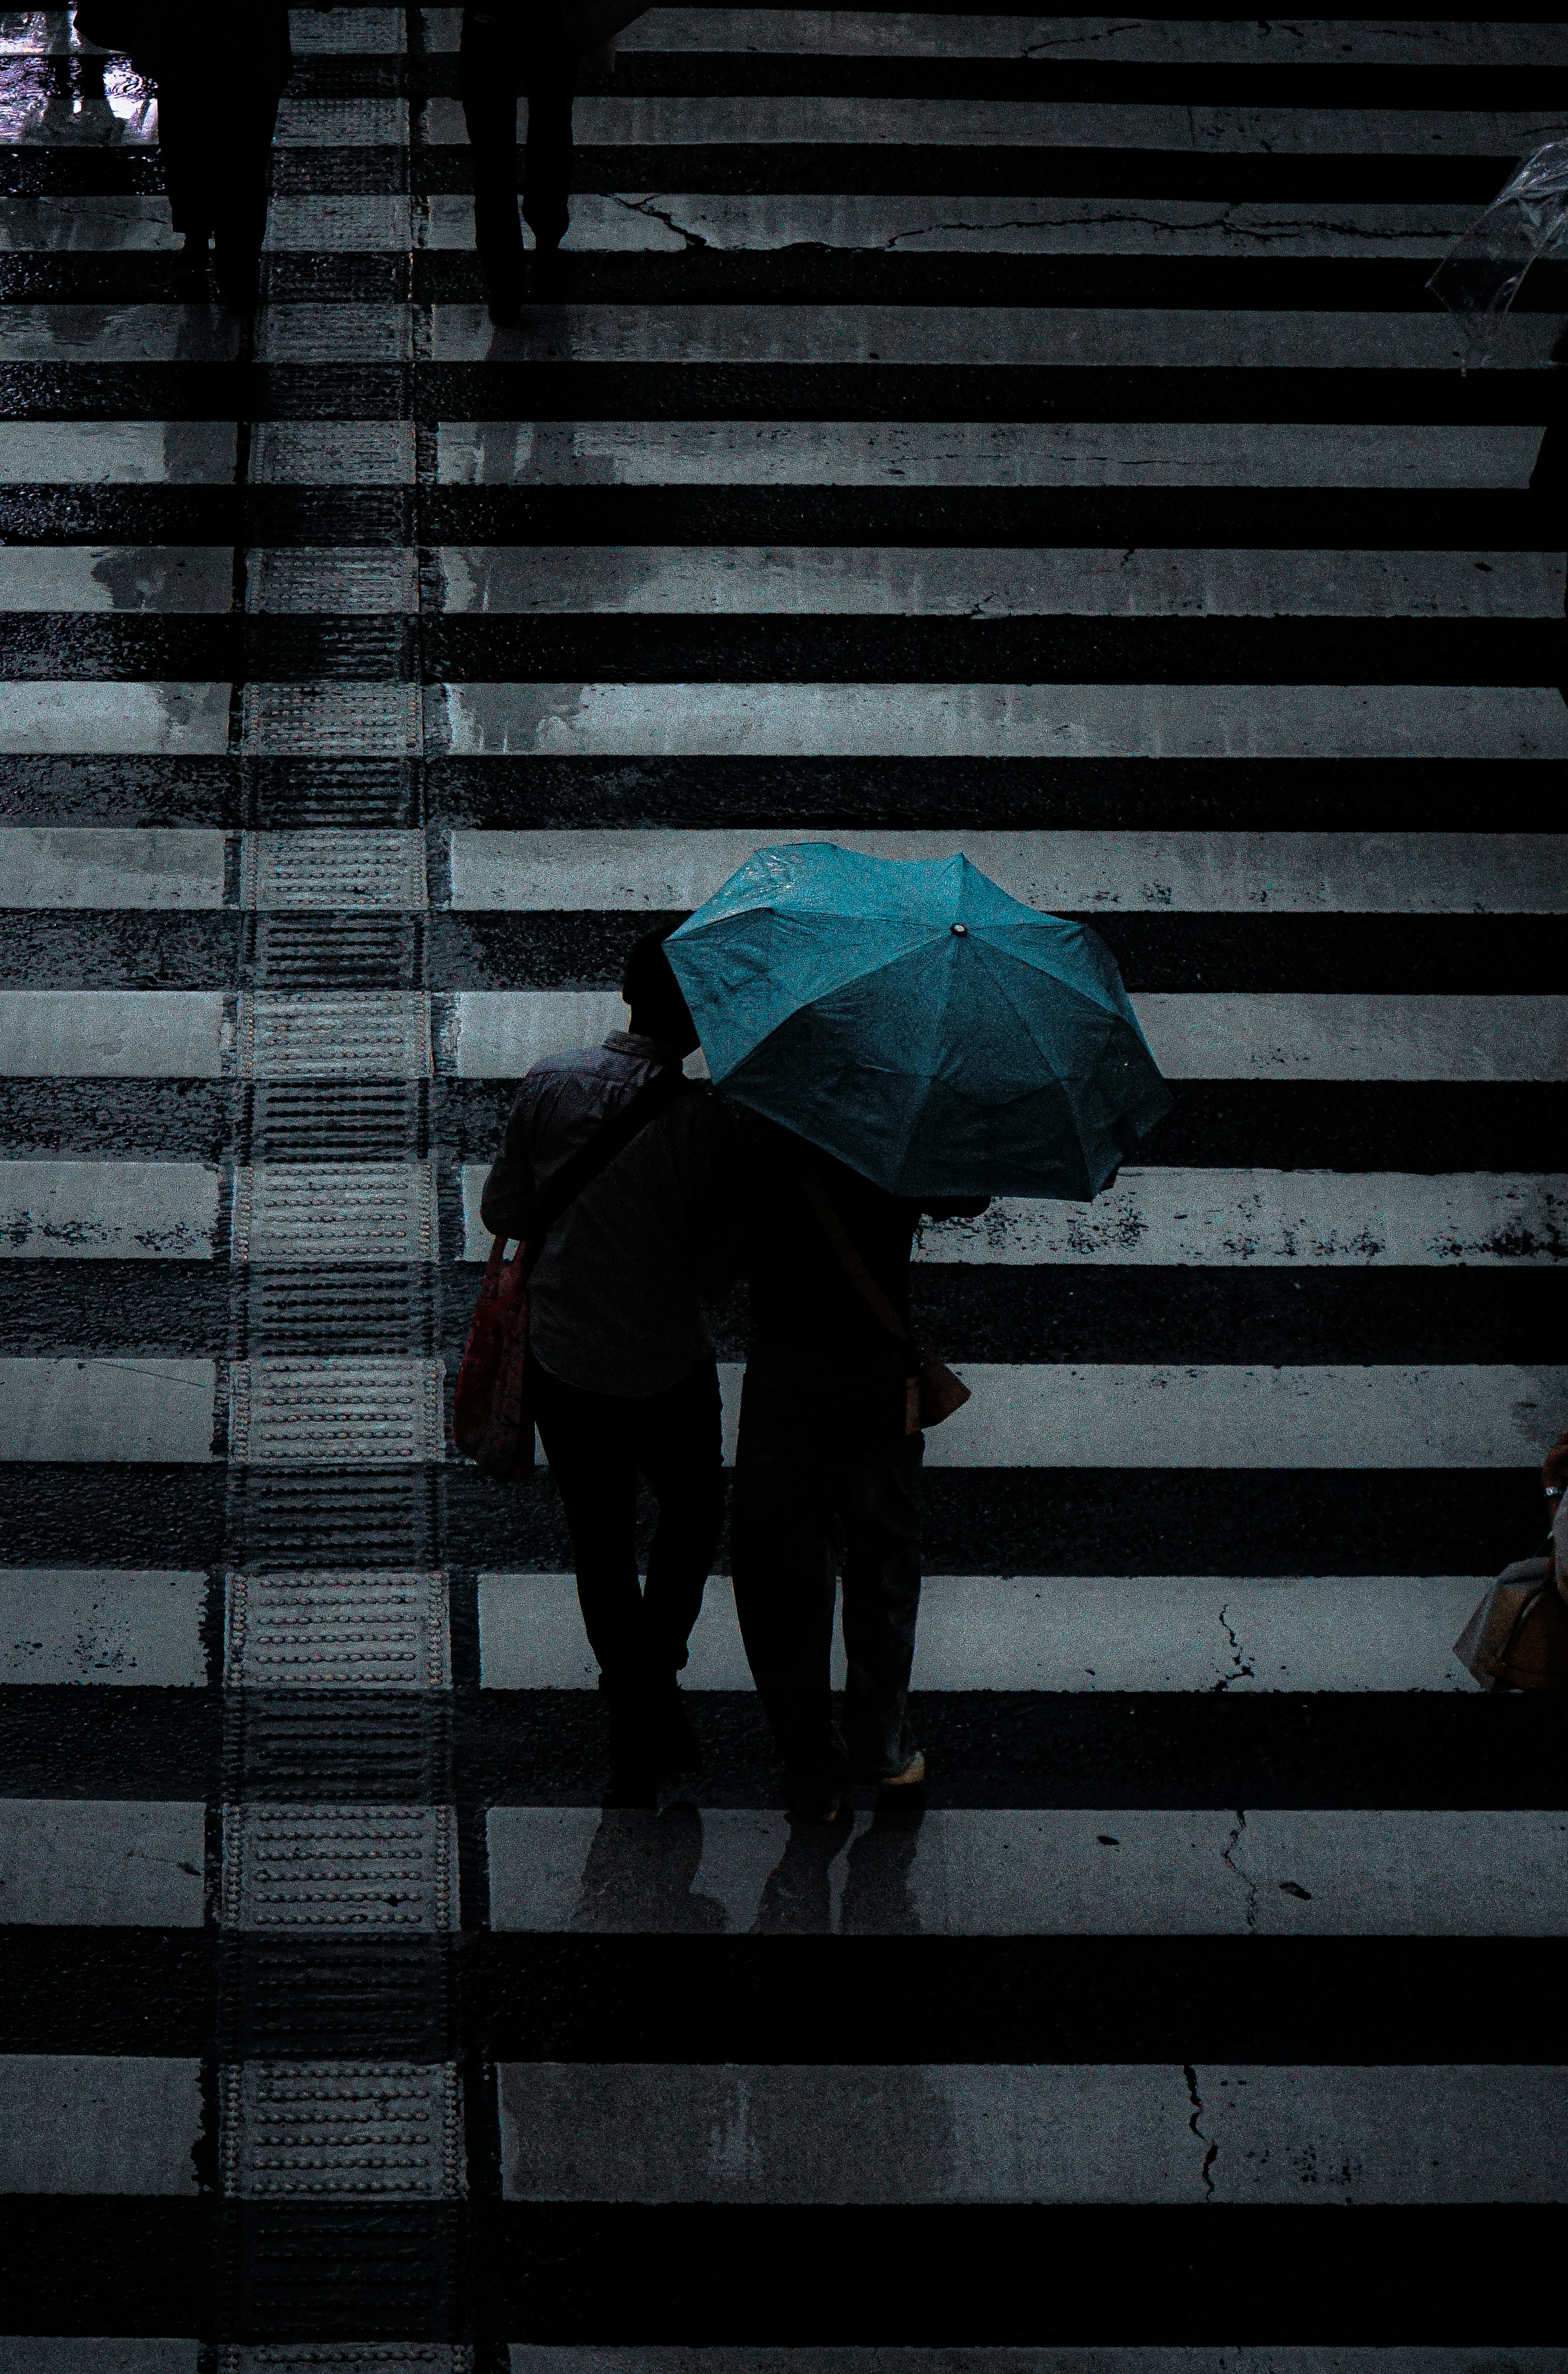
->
[1428, 137, 1568, 362]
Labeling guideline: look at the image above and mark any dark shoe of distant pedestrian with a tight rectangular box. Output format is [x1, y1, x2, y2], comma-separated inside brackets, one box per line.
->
[469, 926, 744, 1794]
[90, 0, 296, 310]
[1454, 1425, 1568, 1689]
[459, 0, 648, 325]
[727, 1113, 989, 1822]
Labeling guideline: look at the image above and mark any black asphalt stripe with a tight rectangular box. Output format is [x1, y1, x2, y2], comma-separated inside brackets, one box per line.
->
[413, 252, 1566, 316]
[415, 362, 1553, 429]
[0, 619, 416, 683]
[476, 1935, 1567, 2066]
[5, 1685, 1566, 1808]
[0, 2202, 215, 2334]
[2, 1932, 1562, 2067]
[0, 1928, 216, 2055]
[270, 146, 410, 196]
[0, 491, 406, 546]
[0, 1463, 227, 1563]
[466, 1689, 1568, 1811]
[425, 755, 1563, 833]
[0, 1078, 236, 1156]
[2, 1266, 1552, 1369]
[0, 256, 409, 307]
[0, 150, 165, 198]
[413, 144, 1522, 203]
[441, 1466, 1540, 1589]
[430, 913, 1565, 998]
[0, 365, 409, 422]
[422, 489, 1557, 553]
[443, 1077, 1545, 1171]
[478, 2203, 1564, 2339]
[421, 614, 1562, 686]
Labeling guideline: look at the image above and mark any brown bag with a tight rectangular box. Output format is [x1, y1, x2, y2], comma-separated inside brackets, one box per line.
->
[798, 1170, 971, 1435]
[1454, 1555, 1568, 1693]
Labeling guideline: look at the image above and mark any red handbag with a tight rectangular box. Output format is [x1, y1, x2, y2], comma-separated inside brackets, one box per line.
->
[453, 1064, 694, 1481]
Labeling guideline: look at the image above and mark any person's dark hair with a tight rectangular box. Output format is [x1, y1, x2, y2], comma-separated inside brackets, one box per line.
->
[621, 923, 697, 1051]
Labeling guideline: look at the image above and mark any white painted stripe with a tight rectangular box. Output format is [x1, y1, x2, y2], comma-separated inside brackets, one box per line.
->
[0, 1361, 216, 1463]
[254, 305, 412, 365]
[0, 829, 226, 908]
[0, 547, 232, 615]
[428, 683, 1568, 762]
[430, 303, 1559, 371]
[611, 14, 1568, 67]
[477, 1572, 1492, 1693]
[0, 992, 226, 1078]
[435, 419, 1544, 492]
[0, 683, 230, 755]
[448, 987, 1568, 1084]
[504, 2355, 1568, 2374]
[0, 1802, 205, 1925]
[232, 1163, 437, 1264]
[228, 1359, 445, 1466]
[0, 196, 183, 253]
[0, 2345, 197, 2374]
[0, 1570, 207, 1684]
[424, 192, 1483, 259]
[435, 546, 1564, 620]
[0, 419, 236, 485]
[292, 7, 407, 55]
[921, 1173, 1568, 1265]
[0, 305, 238, 362]
[497, 2060, 1568, 2203]
[474, 1357, 1557, 1470]
[928, 1363, 1565, 1468]
[0, 1161, 217, 1258]
[420, 94, 1568, 156]
[487, 1805, 1568, 1934]
[447, 827, 1568, 915]
[245, 551, 420, 618]
[462, 1166, 1567, 1268]
[0, 2058, 201, 2194]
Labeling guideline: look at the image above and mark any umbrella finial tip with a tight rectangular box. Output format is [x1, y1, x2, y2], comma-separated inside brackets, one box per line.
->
[951, 922, 968, 936]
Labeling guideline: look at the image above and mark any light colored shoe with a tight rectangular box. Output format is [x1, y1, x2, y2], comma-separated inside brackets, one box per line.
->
[877, 1750, 927, 1790]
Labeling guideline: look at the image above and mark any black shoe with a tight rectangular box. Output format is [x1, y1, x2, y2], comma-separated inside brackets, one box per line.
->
[173, 234, 210, 292]
[650, 1681, 703, 1779]
[529, 244, 568, 300]
[486, 286, 523, 328]
[215, 257, 260, 314]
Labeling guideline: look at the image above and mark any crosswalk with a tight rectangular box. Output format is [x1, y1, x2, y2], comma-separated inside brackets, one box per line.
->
[0, 0, 1565, 2356]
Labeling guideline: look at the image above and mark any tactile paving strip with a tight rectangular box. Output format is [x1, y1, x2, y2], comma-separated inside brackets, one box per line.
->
[241, 831, 428, 909]
[236, 993, 432, 1079]
[248, 422, 416, 487]
[220, 2060, 464, 2196]
[233, 1163, 437, 1263]
[225, 1572, 450, 1689]
[228, 1358, 446, 1464]
[242, 684, 421, 757]
[246, 551, 421, 616]
[222, 1805, 458, 1930]
[275, 97, 411, 146]
[219, 2352, 468, 2374]
[255, 305, 414, 364]
[225, 1470, 439, 1569]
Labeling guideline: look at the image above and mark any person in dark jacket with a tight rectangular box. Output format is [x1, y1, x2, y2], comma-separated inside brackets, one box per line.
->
[134, 1, 294, 308]
[730, 1117, 987, 1824]
[479, 929, 741, 1795]
[460, 1, 583, 323]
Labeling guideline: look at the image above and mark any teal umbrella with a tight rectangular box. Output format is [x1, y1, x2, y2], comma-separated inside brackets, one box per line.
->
[665, 842, 1172, 1198]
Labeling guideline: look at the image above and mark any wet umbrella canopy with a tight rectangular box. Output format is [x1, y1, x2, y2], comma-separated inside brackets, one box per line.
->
[666, 842, 1173, 1198]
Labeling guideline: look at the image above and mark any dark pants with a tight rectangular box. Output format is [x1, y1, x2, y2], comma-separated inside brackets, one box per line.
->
[527, 1350, 726, 1686]
[730, 1376, 925, 1800]
[460, 5, 578, 296]
[157, 83, 280, 269]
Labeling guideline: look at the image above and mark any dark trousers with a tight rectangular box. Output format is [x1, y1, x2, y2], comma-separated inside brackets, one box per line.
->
[527, 1350, 726, 1685]
[730, 1377, 925, 1799]
[460, 5, 578, 295]
[157, 83, 280, 265]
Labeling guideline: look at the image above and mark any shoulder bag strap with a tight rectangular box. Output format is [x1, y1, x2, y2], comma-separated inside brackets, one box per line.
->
[797, 1167, 910, 1346]
[521, 1066, 694, 1271]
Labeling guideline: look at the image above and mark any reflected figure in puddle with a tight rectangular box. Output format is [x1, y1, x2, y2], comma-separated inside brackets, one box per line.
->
[753, 1801, 926, 1936]
[572, 1804, 726, 1935]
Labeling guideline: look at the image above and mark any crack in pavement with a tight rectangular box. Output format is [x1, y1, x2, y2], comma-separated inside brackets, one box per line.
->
[1221, 1807, 1259, 1933]
[1212, 1599, 1256, 1692]
[1183, 2062, 1218, 2197]
[612, 194, 710, 249]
